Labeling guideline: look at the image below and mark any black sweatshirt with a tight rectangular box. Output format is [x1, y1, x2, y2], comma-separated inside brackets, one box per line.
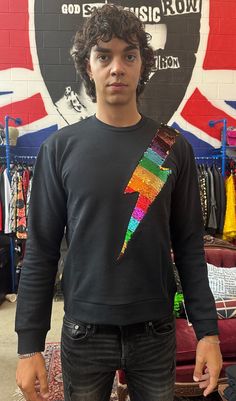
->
[15, 115, 218, 353]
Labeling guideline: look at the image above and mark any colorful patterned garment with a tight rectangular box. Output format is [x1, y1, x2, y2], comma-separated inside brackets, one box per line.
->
[119, 125, 178, 257]
[197, 166, 208, 227]
[26, 176, 33, 222]
[10, 170, 18, 233]
[22, 168, 30, 203]
[16, 171, 27, 239]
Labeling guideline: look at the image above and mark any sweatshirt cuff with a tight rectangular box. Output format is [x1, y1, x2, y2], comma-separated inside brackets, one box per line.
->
[17, 330, 47, 354]
[191, 319, 219, 341]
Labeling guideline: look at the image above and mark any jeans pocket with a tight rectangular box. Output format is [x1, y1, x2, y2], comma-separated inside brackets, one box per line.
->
[150, 315, 175, 337]
[62, 316, 91, 342]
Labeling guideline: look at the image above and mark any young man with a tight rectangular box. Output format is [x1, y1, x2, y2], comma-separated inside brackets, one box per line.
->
[15, 5, 222, 401]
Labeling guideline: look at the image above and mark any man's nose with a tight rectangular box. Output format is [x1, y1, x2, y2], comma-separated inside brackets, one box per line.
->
[110, 58, 125, 76]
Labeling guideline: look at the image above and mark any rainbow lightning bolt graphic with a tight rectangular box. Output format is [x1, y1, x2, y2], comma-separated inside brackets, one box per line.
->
[119, 125, 179, 258]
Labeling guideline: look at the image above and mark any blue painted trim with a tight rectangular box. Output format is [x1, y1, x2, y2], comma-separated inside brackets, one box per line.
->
[0, 91, 13, 95]
[171, 122, 215, 157]
[225, 100, 236, 110]
[0, 124, 58, 157]
[16, 124, 58, 156]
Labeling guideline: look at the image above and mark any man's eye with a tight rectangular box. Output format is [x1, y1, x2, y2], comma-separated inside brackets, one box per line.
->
[98, 55, 109, 61]
[126, 54, 136, 61]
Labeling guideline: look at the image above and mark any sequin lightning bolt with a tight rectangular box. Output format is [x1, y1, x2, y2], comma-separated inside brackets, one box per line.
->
[119, 125, 179, 258]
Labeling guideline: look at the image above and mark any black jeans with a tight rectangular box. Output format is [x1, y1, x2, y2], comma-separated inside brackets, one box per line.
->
[61, 314, 176, 401]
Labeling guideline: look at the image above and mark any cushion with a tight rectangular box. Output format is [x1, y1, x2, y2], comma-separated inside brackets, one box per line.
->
[207, 263, 236, 298]
[176, 318, 236, 362]
[205, 248, 236, 267]
[215, 297, 236, 319]
[176, 319, 197, 362]
[216, 319, 236, 357]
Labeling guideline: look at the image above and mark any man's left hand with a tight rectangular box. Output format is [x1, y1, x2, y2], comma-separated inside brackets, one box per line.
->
[193, 335, 223, 397]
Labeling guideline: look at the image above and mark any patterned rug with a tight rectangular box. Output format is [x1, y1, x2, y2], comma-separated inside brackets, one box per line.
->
[13, 342, 222, 401]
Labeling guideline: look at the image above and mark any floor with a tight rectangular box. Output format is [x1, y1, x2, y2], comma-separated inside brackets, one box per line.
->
[0, 299, 64, 401]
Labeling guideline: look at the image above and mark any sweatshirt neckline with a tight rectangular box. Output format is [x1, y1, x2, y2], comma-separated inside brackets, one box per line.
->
[92, 114, 147, 133]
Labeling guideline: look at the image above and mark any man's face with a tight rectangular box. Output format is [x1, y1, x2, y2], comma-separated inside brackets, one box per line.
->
[87, 36, 143, 108]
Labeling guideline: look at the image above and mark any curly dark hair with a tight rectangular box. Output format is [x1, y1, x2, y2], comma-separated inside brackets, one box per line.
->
[70, 4, 155, 102]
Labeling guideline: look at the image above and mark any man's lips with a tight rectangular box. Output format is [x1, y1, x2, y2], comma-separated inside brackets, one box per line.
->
[108, 83, 127, 87]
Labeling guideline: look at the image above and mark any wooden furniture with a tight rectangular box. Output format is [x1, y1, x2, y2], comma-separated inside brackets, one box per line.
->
[218, 383, 229, 401]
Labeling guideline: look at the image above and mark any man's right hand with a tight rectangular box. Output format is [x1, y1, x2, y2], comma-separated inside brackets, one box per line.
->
[16, 353, 49, 401]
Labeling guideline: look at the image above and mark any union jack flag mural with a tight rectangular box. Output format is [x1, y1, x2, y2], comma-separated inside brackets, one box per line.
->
[0, 0, 236, 156]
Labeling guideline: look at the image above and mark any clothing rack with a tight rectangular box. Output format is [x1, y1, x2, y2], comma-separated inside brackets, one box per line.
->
[0, 116, 37, 293]
[195, 154, 236, 176]
[209, 119, 236, 178]
[0, 155, 37, 161]
[14, 155, 37, 160]
[195, 156, 221, 161]
[0, 116, 20, 292]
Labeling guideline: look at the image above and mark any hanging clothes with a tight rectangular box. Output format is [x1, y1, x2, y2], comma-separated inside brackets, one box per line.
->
[198, 165, 208, 226]
[22, 168, 30, 203]
[26, 175, 32, 219]
[0, 160, 35, 237]
[0, 166, 5, 232]
[3, 169, 11, 234]
[197, 162, 226, 235]
[16, 169, 27, 239]
[207, 166, 217, 234]
[10, 170, 18, 233]
[223, 174, 236, 241]
[212, 164, 221, 232]
[218, 167, 227, 235]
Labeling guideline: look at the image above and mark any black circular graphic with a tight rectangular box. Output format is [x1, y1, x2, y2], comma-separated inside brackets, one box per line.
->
[35, 0, 201, 125]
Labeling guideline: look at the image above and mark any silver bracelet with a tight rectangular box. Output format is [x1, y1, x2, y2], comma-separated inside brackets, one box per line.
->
[200, 337, 220, 345]
[18, 352, 41, 359]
